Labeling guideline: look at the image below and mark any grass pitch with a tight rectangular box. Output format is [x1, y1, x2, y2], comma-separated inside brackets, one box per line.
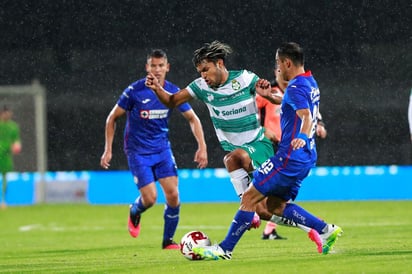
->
[0, 201, 411, 273]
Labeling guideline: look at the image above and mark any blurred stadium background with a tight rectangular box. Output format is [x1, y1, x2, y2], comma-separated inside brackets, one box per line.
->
[1, 1, 411, 203]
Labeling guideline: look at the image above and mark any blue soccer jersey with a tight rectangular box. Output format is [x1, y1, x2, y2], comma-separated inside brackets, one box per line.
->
[276, 71, 319, 174]
[117, 78, 191, 154]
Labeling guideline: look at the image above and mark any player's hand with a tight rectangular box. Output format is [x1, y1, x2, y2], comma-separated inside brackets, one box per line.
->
[255, 79, 271, 96]
[316, 124, 327, 139]
[256, 79, 281, 104]
[145, 72, 160, 90]
[291, 137, 306, 150]
[194, 148, 208, 169]
[100, 151, 112, 169]
[11, 142, 22, 154]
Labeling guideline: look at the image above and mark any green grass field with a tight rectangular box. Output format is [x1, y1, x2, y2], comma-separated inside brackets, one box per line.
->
[1, 201, 411, 273]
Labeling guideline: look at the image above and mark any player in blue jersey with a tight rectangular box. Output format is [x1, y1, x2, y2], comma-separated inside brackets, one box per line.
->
[193, 42, 343, 260]
[260, 67, 328, 241]
[100, 49, 208, 250]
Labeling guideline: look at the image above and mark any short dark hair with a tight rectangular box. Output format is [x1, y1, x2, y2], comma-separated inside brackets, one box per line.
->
[276, 42, 304, 66]
[147, 49, 167, 60]
[192, 40, 233, 67]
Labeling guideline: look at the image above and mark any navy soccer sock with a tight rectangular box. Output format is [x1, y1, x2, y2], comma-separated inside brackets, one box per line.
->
[220, 210, 255, 252]
[282, 203, 327, 233]
[132, 197, 147, 214]
[163, 204, 180, 242]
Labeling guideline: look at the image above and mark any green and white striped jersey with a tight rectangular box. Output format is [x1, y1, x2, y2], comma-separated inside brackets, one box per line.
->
[186, 69, 265, 151]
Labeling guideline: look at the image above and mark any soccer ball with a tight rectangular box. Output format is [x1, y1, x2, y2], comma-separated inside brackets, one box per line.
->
[180, 230, 211, 260]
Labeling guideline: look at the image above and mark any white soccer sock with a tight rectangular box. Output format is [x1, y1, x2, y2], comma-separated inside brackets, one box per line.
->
[270, 214, 311, 233]
[229, 169, 250, 197]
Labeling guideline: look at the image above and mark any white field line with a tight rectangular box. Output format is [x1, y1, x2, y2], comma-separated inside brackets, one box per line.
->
[18, 224, 227, 232]
[19, 221, 407, 232]
[19, 223, 104, 232]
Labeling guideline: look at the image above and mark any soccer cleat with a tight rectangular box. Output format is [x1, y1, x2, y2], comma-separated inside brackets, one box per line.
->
[128, 204, 141, 238]
[162, 239, 180, 250]
[262, 229, 287, 240]
[192, 244, 232, 260]
[308, 229, 323, 253]
[249, 212, 261, 230]
[320, 224, 343, 254]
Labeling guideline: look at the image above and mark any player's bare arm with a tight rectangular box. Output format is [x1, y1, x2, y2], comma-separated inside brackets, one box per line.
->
[255, 79, 282, 104]
[316, 122, 327, 139]
[145, 72, 191, 108]
[181, 109, 208, 169]
[100, 105, 125, 169]
[291, 108, 313, 150]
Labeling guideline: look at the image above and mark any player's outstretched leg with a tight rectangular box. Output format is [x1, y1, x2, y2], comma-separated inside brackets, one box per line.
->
[272, 203, 343, 254]
[270, 214, 321, 251]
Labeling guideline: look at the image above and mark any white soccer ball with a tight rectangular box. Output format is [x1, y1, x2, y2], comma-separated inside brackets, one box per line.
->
[180, 230, 211, 260]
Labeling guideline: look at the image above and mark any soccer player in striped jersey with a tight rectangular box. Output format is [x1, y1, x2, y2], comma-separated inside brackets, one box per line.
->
[145, 41, 277, 226]
[100, 49, 208, 249]
[192, 42, 343, 260]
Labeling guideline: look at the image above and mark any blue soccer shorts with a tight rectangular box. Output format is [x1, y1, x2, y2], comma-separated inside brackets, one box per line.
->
[252, 156, 312, 201]
[127, 148, 178, 189]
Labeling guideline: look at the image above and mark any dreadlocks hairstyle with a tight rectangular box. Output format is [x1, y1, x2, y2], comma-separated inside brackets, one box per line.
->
[192, 40, 233, 67]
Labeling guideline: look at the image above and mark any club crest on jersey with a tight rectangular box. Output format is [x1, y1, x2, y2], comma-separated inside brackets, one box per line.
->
[231, 79, 241, 91]
[140, 110, 149, 119]
[207, 93, 214, 102]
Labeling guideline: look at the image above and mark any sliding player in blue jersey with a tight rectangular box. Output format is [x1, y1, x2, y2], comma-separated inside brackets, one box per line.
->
[100, 49, 208, 249]
[193, 42, 343, 260]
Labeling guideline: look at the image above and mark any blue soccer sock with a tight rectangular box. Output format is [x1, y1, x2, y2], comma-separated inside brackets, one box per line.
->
[132, 196, 147, 214]
[220, 210, 255, 252]
[282, 203, 327, 233]
[163, 204, 180, 241]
